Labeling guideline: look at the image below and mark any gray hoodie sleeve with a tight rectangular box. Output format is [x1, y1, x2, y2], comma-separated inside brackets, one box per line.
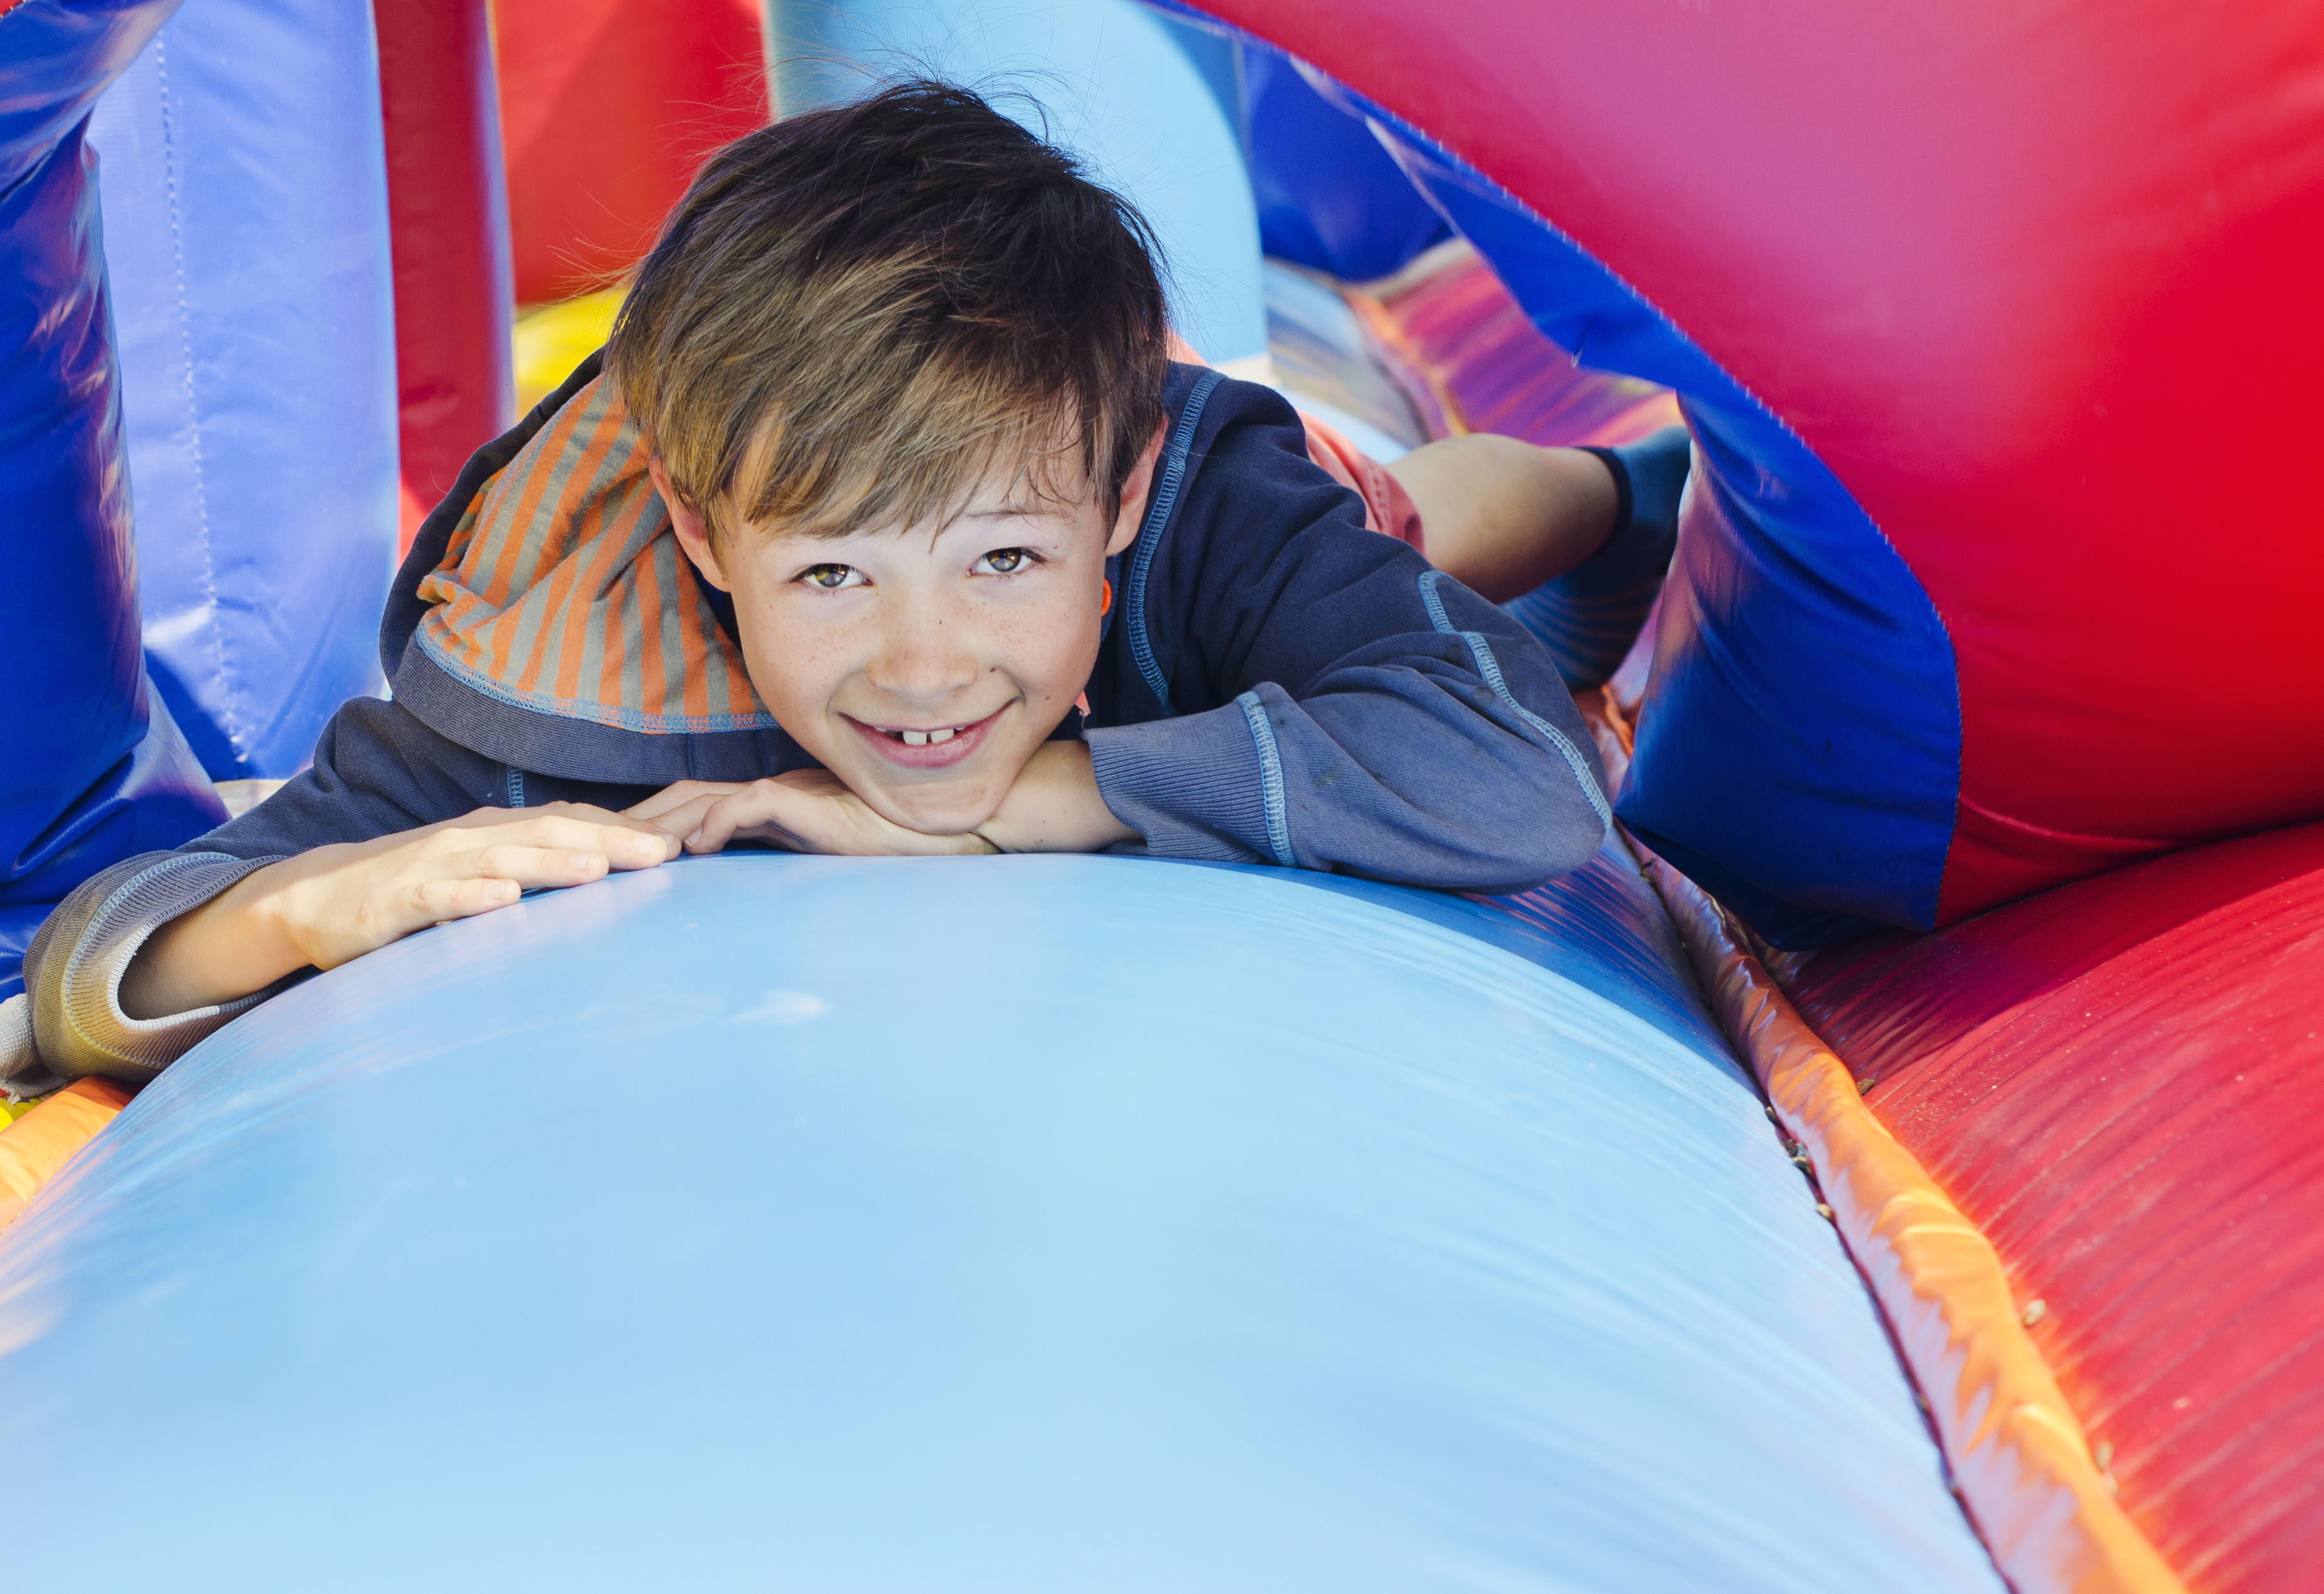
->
[1, 852, 294, 1098]
[4, 694, 522, 1096]
[1088, 621, 1611, 896]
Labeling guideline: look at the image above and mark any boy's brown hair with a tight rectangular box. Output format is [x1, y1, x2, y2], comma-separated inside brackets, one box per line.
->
[608, 79, 1172, 543]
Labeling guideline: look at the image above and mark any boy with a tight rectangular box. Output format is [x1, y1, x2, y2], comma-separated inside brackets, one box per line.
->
[3, 81, 1685, 1096]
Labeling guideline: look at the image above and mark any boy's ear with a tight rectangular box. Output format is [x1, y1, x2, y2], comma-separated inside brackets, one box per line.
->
[649, 457, 732, 592]
[1104, 422, 1169, 557]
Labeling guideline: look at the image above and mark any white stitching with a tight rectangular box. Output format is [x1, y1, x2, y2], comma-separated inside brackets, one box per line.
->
[1419, 571, 1613, 833]
[154, 38, 243, 761]
[1235, 690, 1296, 867]
[1126, 370, 1225, 711]
[1417, 567, 1456, 633]
[1463, 630, 1613, 831]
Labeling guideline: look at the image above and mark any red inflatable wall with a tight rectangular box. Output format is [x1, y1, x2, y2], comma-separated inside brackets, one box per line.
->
[1206, 0, 2324, 929]
[1779, 825, 2324, 1591]
[494, 0, 769, 306]
[374, 0, 515, 550]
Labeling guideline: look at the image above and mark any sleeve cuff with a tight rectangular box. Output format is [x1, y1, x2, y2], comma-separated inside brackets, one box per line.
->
[0, 993, 49, 1101]
[1084, 703, 1282, 866]
[25, 852, 291, 1090]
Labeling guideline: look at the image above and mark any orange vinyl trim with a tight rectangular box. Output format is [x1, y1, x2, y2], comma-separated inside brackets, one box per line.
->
[1636, 848, 2184, 1594]
[0, 1078, 134, 1234]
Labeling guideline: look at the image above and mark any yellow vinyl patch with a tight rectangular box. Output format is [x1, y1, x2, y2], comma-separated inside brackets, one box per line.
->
[513, 287, 625, 412]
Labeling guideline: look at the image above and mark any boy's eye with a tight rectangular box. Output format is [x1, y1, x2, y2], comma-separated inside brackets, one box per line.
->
[974, 547, 1037, 575]
[798, 563, 865, 590]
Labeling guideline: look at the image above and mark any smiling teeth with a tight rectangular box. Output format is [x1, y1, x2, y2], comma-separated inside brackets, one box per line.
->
[898, 727, 958, 747]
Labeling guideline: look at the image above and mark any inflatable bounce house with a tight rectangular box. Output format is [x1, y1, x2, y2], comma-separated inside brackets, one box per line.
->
[4, 0, 2321, 1587]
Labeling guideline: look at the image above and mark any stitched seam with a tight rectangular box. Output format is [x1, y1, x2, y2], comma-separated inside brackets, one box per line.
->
[505, 767, 525, 808]
[1235, 690, 1296, 866]
[1417, 567, 1456, 633]
[1126, 369, 1226, 712]
[1464, 631, 1612, 831]
[1418, 571, 1613, 832]
[415, 624, 786, 734]
[153, 39, 242, 761]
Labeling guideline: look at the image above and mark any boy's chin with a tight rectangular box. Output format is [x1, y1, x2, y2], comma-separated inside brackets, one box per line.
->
[856, 771, 1008, 839]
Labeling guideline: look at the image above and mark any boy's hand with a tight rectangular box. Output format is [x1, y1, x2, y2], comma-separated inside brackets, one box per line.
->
[629, 772, 999, 857]
[120, 803, 681, 1019]
[264, 803, 683, 969]
[630, 743, 1136, 858]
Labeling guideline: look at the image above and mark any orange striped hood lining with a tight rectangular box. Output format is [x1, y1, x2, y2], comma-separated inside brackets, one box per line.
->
[412, 376, 779, 736]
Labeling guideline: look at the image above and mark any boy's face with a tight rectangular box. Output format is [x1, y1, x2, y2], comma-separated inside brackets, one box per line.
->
[656, 429, 1162, 837]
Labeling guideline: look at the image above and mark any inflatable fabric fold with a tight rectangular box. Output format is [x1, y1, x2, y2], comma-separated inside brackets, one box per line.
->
[1640, 847, 2184, 1594]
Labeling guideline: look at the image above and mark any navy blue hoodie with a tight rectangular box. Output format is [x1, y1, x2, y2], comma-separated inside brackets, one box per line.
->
[7, 359, 1609, 1090]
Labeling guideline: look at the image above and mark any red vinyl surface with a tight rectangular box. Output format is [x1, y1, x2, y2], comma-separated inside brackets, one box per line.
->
[1779, 823, 2324, 1591]
[494, 0, 768, 306]
[1204, 0, 2324, 920]
[374, 0, 514, 550]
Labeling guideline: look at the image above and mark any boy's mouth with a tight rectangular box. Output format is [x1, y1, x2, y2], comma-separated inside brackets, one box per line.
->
[846, 705, 1008, 770]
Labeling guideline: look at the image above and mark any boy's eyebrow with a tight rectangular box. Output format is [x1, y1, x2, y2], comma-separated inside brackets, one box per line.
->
[956, 491, 1078, 521]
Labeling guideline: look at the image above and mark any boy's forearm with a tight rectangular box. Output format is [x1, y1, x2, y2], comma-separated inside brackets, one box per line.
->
[1086, 672, 1609, 891]
[117, 862, 309, 1020]
[975, 741, 1139, 854]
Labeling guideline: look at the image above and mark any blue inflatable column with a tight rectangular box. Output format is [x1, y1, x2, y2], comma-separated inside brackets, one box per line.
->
[769, 0, 1266, 367]
[0, 0, 224, 1000]
[87, 0, 403, 781]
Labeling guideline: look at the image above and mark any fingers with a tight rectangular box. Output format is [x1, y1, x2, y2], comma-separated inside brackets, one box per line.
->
[323, 871, 530, 967]
[683, 777, 998, 857]
[683, 777, 869, 854]
[293, 812, 682, 971]
[622, 782, 745, 825]
[393, 846, 610, 935]
[452, 811, 679, 870]
[640, 794, 729, 851]
[407, 874, 523, 926]
[599, 822, 681, 870]
[461, 842, 622, 889]
[683, 784, 800, 855]
[344, 843, 622, 962]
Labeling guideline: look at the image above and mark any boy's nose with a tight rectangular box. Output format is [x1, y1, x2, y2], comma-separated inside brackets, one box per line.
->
[866, 614, 980, 705]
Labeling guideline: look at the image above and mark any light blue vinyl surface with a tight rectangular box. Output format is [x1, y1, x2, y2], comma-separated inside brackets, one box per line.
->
[0, 849, 2001, 1591]
[769, 0, 1265, 365]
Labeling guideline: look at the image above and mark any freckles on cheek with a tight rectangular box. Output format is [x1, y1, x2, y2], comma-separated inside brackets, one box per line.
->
[995, 599, 1102, 703]
[735, 596, 852, 717]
